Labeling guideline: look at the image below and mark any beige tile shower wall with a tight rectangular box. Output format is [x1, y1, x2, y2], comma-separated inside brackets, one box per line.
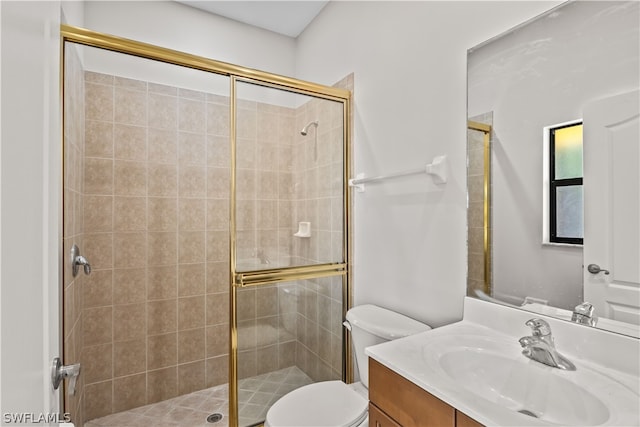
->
[235, 98, 297, 265]
[467, 128, 486, 294]
[63, 43, 86, 426]
[236, 283, 299, 380]
[235, 98, 302, 380]
[293, 74, 353, 382]
[294, 276, 344, 382]
[81, 72, 230, 422]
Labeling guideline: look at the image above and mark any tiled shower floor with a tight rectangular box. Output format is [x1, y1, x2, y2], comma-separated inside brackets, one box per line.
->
[85, 366, 313, 427]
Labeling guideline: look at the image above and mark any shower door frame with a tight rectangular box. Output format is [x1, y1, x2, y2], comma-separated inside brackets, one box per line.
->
[467, 121, 492, 296]
[60, 25, 353, 427]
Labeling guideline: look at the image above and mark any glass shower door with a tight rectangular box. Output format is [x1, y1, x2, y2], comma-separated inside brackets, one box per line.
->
[233, 80, 346, 274]
[231, 79, 348, 427]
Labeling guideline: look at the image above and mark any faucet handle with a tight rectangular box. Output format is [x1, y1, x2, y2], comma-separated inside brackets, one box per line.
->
[525, 318, 551, 336]
[573, 302, 594, 317]
[572, 302, 597, 326]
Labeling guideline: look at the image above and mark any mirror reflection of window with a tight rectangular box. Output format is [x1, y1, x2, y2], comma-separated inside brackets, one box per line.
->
[549, 122, 583, 244]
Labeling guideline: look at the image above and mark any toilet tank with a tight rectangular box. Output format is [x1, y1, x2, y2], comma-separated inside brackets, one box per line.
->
[345, 304, 431, 388]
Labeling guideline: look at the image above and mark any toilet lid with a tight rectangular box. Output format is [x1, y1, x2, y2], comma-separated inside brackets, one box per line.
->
[265, 381, 368, 427]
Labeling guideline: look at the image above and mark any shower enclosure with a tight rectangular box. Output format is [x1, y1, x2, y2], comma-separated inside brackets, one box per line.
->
[467, 118, 492, 298]
[61, 26, 351, 427]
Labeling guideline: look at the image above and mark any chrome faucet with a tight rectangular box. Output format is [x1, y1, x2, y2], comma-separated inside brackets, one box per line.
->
[519, 318, 576, 371]
[571, 302, 597, 327]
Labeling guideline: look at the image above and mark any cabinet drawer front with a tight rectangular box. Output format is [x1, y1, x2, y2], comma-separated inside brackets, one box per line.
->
[369, 403, 402, 427]
[369, 359, 455, 427]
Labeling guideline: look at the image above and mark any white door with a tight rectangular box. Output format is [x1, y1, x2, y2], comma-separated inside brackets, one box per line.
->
[583, 89, 640, 325]
[1, 1, 62, 421]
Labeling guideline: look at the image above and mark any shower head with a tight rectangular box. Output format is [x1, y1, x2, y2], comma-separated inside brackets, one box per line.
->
[300, 120, 319, 136]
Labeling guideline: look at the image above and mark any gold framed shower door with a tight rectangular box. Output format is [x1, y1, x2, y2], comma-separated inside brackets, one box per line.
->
[61, 25, 352, 427]
[467, 121, 492, 295]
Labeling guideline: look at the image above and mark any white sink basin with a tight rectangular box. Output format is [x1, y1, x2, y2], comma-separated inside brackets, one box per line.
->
[366, 318, 640, 426]
[428, 334, 635, 426]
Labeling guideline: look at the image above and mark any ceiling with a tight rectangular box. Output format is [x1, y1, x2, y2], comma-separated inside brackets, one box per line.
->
[175, 1, 329, 38]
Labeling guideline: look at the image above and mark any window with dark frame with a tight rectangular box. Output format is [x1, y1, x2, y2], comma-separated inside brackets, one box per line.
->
[549, 122, 583, 245]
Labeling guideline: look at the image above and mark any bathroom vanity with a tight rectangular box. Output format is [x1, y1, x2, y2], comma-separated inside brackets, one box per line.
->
[369, 358, 482, 427]
[365, 298, 640, 427]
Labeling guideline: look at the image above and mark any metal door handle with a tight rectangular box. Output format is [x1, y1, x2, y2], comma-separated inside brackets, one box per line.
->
[587, 264, 610, 275]
[51, 357, 81, 396]
[71, 244, 91, 277]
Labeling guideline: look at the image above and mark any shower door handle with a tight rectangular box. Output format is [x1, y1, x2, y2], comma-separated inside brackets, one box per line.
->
[51, 357, 81, 396]
[71, 244, 91, 277]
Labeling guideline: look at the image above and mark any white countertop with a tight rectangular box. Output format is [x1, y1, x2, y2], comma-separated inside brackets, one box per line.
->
[365, 298, 640, 426]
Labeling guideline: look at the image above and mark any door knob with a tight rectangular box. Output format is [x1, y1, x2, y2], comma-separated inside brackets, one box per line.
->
[587, 264, 610, 275]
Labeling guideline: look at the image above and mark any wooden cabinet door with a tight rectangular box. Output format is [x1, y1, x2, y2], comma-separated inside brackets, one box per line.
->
[457, 411, 484, 427]
[369, 403, 401, 427]
[369, 359, 455, 427]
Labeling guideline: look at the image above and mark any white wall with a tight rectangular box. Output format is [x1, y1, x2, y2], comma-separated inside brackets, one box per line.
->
[295, 1, 561, 327]
[84, 1, 296, 79]
[62, 1, 84, 27]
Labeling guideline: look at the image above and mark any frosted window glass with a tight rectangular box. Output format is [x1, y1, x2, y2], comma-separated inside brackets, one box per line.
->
[554, 124, 583, 179]
[556, 186, 584, 239]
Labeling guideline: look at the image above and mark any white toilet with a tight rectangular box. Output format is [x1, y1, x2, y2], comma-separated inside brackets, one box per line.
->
[264, 304, 431, 427]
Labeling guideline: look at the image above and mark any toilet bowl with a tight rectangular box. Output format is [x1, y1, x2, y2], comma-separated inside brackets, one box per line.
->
[264, 304, 431, 427]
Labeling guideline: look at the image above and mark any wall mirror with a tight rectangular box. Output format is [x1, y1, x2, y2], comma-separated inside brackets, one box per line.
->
[467, 1, 639, 337]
